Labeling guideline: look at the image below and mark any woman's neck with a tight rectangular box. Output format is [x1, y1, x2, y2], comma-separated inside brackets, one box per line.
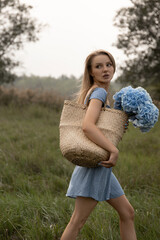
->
[92, 83, 110, 92]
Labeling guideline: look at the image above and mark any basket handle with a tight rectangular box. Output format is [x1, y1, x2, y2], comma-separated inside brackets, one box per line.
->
[85, 85, 108, 108]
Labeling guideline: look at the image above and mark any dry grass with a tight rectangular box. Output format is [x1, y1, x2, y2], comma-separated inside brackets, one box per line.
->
[0, 86, 64, 110]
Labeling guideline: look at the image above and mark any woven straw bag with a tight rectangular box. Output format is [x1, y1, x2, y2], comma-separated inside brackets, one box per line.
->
[59, 89, 128, 168]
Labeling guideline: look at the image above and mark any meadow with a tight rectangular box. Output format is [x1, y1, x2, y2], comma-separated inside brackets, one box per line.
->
[0, 100, 159, 239]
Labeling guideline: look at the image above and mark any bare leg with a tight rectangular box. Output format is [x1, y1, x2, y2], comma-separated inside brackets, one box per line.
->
[61, 197, 98, 240]
[107, 195, 137, 240]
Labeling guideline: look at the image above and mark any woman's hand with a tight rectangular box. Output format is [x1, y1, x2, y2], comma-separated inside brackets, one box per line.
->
[99, 148, 119, 168]
[124, 120, 129, 133]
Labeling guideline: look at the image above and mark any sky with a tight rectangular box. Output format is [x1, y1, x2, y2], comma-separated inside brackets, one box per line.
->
[16, 0, 132, 79]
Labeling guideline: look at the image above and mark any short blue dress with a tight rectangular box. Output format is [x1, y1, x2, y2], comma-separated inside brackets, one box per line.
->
[66, 87, 124, 201]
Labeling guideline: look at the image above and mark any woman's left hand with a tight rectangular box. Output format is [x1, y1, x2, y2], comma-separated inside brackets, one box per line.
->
[99, 148, 119, 168]
[124, 120, 129, 132]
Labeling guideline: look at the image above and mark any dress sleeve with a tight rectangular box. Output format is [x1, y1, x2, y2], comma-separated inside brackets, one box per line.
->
[89, 87, 107, 105]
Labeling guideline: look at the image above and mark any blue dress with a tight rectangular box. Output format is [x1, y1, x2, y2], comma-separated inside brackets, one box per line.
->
[66, 88, 124, 201]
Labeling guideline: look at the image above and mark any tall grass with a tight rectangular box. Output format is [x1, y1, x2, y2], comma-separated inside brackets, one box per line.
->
[0, 103, 159, 239]
[0, 86, 64, 110]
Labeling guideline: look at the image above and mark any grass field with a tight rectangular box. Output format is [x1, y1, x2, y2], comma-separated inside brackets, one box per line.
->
[0, 103, 159, 240]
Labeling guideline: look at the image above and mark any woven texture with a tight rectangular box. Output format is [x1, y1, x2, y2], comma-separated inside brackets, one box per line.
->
[59, 100, 128, 167]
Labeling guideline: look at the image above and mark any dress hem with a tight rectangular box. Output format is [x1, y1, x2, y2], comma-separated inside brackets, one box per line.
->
[66, 192, 125, 202]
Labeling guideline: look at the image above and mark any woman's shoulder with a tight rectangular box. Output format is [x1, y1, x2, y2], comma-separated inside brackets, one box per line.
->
[89, 87, 107, 103]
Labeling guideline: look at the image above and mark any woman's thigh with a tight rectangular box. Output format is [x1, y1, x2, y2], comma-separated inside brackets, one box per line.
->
[107, 195, 135, 220]
[71, 197, 98, 223]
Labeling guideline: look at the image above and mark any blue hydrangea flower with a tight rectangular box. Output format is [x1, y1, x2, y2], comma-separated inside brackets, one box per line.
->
[113, 86, 133, 110]
[113, 86, 159, 132]
[133, 103, 159, 131]
[122, 89, 139, 113]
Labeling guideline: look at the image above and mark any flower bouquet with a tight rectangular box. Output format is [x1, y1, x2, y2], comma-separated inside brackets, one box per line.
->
[113, 86, 159, 132]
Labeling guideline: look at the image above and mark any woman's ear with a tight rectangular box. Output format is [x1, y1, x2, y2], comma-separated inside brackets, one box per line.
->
[90, 70, 93, 77]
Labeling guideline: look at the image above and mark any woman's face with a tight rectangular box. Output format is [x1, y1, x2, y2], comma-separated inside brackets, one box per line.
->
[90, 54, 114, 86]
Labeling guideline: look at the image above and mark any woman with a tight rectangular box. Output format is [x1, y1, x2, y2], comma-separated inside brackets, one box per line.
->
[61, 50, 137, 240]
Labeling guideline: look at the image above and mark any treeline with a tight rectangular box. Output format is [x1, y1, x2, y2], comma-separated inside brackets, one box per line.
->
[11, 74, 81, 98]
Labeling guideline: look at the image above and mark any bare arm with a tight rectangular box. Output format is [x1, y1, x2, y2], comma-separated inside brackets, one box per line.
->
[82, 99, 119, 168]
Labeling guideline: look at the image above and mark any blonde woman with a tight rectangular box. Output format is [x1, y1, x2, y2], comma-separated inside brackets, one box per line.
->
[61, 50, 137, 240]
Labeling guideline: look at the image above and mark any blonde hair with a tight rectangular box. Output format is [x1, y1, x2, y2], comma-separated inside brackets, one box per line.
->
[76, 50, 116, 104]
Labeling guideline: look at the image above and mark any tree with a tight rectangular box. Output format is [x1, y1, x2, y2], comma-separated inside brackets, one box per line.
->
[0, 0, 42, 84]
[114, 0, 160, 99]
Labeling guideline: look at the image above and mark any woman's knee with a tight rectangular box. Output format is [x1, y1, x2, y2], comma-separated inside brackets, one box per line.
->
[69, 211, 88, 230]
[120, 204, 135, 222]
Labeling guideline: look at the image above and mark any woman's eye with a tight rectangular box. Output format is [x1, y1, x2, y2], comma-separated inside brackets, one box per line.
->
[106, 63, 112, 67]
[96, 65, 101, 69]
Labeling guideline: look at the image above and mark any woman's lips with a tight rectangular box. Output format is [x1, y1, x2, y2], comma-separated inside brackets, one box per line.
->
[103, 74, 109, 78]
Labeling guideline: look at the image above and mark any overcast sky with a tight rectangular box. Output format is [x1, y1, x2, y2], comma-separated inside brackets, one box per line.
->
[16, 0, 132, 79]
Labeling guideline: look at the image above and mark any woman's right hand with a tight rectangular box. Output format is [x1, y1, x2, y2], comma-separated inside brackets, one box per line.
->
[99, 148, 119, 168]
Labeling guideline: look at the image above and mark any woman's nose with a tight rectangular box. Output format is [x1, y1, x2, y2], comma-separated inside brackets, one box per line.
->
[103, 65, 108, 71]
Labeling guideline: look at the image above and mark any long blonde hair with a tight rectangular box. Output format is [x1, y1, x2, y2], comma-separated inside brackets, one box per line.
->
[76, 50, 116, 104]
